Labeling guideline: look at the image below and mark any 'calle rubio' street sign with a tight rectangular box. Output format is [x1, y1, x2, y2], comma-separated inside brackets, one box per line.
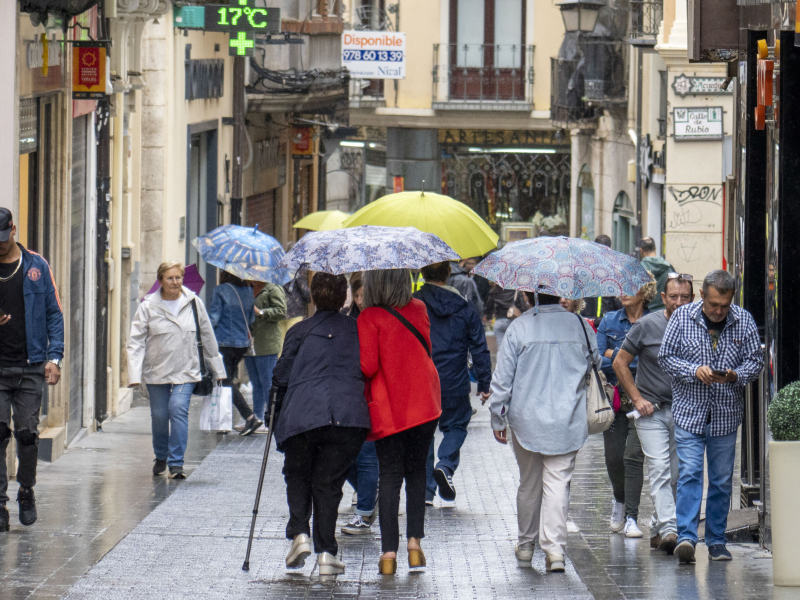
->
[204, 0, 271, 56]
[673, 107, 724, 141]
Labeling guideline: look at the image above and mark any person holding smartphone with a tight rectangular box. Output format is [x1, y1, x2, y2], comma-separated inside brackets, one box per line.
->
[658, 270, 763, 564]
[0, 209, 64, 533]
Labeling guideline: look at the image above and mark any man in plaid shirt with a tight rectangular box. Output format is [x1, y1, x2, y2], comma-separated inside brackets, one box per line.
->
[658, 270, 762, 564]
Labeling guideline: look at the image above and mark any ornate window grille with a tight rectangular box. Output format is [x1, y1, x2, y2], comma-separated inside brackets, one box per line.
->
[629, 0, 663, 42]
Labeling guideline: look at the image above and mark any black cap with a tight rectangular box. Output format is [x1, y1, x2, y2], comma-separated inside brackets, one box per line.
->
[0, 208, 12, 243]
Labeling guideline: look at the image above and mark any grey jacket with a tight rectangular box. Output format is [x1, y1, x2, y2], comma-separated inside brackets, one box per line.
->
[447, 263, 484, 316]
[490, 304, 601, 455]
[128, 287, 226, 385]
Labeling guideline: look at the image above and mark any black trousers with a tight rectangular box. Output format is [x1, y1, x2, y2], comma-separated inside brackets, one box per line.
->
[0, 364, 45, 504]
[375, 419, 438, 553]
[219, 346, 253, 421]
[282, 425, 368, 555]
[603, 410, 645, 519]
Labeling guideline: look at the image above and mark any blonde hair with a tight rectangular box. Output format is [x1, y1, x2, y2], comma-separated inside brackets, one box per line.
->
[570, 298, 586, 314]
[157, 261, 185, 282]
[638, 279, 658, 304]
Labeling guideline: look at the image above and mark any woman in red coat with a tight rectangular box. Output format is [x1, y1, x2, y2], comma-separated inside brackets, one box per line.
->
[358, 268, 441, 575]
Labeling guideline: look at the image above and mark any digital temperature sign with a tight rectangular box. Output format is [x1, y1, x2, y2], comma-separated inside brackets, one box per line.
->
[204, 0, 277, 56]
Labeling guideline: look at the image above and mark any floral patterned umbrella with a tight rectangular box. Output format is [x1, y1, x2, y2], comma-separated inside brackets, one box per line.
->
[278, 225, 460, 275]
[473, 236, 653, 300]
[192, 225, 293, 284]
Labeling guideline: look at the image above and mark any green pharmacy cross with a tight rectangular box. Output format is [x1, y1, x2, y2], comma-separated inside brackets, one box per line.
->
[204, 0, 268, 56]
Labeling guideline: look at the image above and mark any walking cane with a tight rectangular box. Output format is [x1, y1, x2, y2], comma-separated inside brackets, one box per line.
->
[242, 396, 277, 571]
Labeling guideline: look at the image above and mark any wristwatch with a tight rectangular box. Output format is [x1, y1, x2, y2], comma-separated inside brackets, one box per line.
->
[49, 359, 63, 369]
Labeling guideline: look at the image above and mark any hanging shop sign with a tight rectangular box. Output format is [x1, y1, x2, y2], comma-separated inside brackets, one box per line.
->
[673, 107, 724, 141]
[19, 32, 64, 96]
[438, 129, 570, 147]
[671, 74, 732, 98]
[342, 32, 405, 79]
[72, 42, 106, 99]
[292, 128, 314, 155]
[200, 0, 280, 56]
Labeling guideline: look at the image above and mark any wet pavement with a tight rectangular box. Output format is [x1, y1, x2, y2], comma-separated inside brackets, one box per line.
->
[0, 399, 223, 599]
[44, 394, 792, 600]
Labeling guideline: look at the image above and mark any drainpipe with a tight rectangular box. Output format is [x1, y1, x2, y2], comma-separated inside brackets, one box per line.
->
[108, 91, 124, 415]
[634, 46, 643, 259]
[230, 56, 245, 224]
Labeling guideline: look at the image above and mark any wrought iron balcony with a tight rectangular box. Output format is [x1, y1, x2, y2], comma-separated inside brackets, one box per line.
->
[629, 0, 663, 44]
[581, 38, 627, 107]
[432, 44, 535, 111]
[550, 57, 601, 129]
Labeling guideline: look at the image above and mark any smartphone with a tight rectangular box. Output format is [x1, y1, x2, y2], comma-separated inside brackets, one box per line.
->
[712, 369, 727, 377]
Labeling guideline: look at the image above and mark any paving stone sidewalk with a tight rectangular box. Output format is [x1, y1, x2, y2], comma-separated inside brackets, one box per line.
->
[60, 398, 788, 600]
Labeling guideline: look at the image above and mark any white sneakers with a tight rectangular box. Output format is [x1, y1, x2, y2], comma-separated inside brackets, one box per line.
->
[610, 501, 625, 533]
[317, 552, 346, 576]
[546, 553, 565, 573]
[624, 517, 643, 538]
[515, 542, 535, 567]
[285, 534, 312, 569]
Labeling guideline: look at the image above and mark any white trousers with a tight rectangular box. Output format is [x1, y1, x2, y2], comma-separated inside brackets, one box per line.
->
[511, 431, 577, 556]
[634, 404, 678, 537]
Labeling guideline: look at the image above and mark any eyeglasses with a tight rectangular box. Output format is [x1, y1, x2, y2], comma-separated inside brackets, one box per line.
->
[163, 277, 183, 283]
[667, 272, 693, 281]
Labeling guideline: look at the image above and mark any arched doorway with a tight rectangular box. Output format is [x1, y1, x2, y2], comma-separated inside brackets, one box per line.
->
[612, 191, 634, 255]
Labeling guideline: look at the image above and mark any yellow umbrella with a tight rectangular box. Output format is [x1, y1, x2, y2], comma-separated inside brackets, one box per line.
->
[342, 191, 499, 258]
[293, 210, 350, 231]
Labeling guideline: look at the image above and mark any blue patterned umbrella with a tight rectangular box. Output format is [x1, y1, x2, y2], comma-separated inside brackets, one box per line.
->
[278, 225, 460, 275]
[473, 236, 653, 300]
[192, 225, 293, 284]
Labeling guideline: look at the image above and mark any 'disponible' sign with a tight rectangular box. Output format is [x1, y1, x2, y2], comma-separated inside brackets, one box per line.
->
[342, 31, 405, 79]
[673, 106, 724, 141]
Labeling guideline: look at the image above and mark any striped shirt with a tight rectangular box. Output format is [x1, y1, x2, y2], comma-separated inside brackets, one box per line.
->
[657, 301, 762, 436]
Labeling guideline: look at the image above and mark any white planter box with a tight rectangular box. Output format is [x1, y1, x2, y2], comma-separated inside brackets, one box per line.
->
[769, 440, 800, 587]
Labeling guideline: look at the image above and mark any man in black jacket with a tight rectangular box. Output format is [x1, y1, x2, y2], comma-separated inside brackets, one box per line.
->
[415, 262, 491, 503]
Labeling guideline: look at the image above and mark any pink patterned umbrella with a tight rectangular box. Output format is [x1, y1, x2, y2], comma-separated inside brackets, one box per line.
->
[142, 264, 205, 300]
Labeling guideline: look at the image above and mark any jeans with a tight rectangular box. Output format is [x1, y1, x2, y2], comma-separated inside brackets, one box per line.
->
[512, 431, 577, 556]
[282, 425, 367, 555]
[0, 364, 45, 504]
[494, 318, 511, 350]
[244, 354, 278, 422]
[345, 441, 379, 517]
[603, 409, 645, 519]
[375, 419, 438, 553]
[426, 395, 472, 501]
[635, 405, 678, 537]
[219, 346, 253, 421]
[675, 424, 737, 547]
[146, 383, 194, 468]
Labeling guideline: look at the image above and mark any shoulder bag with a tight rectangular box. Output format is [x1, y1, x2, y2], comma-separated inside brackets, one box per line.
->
[575, 313, 614, 434]
[191, 298, 215, 396]
[507, 290, 521, 319]
[229, 283, 256, 356]
[379, 306, 431, 357]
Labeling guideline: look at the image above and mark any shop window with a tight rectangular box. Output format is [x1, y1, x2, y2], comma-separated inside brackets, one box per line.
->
[612, 191, 635, 255]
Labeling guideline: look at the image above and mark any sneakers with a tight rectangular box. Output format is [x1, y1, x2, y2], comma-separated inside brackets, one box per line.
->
[515, 541, 535, 568]
[17, 487, 37, 526]
[233, 422, 247, 432]
[660, 532, 678, 555]
[239, 417, 264, 437]
[624, 517, 643, 538]
[675, 540, 696, 564]
[253, 425, 269, 434]
[0, 504, 8, 532]
[433, 467, 456, 501]
[610, 501, 625, 532]
[425, 499, 434, 507]
[546, 553, 566, 573]
[317, 551, 345, 575]
[650, 534, 662, 549]
[342, 515, 372, 535]
[169, 466, 186, 480]
[286, 533, 312, 569]
[153, 458, 167, 475]
[708, 544, 733, 561]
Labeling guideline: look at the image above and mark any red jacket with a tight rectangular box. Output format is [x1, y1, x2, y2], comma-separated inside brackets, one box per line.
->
[358, 299, 442, 441]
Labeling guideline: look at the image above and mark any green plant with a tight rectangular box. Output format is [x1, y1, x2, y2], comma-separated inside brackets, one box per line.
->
[768, 381, 800, 441]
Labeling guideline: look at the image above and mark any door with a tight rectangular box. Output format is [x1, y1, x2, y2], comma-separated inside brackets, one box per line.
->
[68, 115, 89, 443]
[186, 126, 218, 304]
[612, 191, 634, 255]
[448, 0, 527, 101]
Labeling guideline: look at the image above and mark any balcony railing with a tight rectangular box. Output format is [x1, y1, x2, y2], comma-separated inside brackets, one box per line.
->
[629, 0, 663, 42]
[350, 79, 386, 108]
[582, 39, 627, 106]
[550, 57, 601, 129]
[432, 44, 534, 111]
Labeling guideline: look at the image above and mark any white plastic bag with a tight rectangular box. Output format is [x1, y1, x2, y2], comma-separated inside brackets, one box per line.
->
[199, 385, 233, 432]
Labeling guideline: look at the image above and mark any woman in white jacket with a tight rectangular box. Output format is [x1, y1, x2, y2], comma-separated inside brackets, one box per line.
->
[128, 262, 225, 479]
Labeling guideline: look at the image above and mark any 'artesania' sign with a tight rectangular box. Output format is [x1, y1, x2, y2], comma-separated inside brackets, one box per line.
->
[342, 31, 405, 79]
[673, 107, 724, 141]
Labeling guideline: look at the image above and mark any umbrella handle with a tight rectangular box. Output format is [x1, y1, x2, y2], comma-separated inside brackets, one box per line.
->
[252, 224, 259, 234]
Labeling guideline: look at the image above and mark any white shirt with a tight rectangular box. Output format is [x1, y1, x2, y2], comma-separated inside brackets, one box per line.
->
[162, 294, 184, 317]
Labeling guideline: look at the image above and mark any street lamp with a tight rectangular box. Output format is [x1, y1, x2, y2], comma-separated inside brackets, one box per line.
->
[555, 0, 604, 33]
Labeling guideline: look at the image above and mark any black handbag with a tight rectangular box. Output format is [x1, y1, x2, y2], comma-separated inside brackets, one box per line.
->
[190, 298, 215, 396]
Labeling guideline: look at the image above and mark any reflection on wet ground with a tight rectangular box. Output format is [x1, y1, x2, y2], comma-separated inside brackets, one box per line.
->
[3, 395, 790, 599]
[0, 400, 222, 599]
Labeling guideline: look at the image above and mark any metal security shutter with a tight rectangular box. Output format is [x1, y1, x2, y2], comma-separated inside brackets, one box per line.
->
[245, 190, 276, 237]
